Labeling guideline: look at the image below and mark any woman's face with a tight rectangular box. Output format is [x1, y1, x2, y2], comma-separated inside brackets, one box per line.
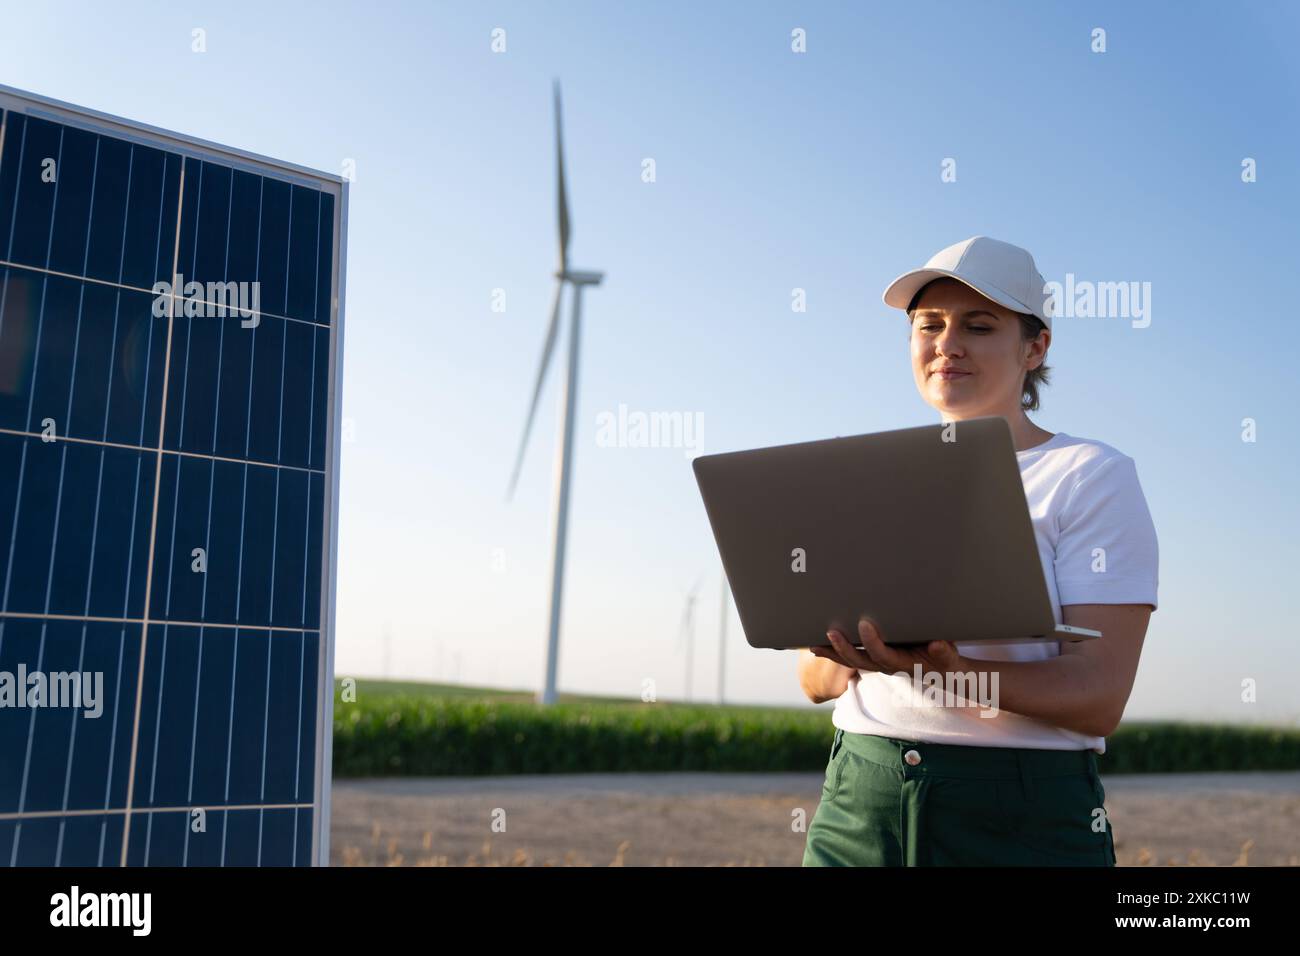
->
[909, 278, 1049, 419]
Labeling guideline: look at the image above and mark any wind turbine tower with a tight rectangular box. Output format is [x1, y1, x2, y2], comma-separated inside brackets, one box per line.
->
[506, 80, 605, 706]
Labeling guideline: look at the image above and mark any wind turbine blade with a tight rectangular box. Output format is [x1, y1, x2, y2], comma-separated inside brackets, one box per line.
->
[506, 279, 565, 500]
[554, 79, 571, 275]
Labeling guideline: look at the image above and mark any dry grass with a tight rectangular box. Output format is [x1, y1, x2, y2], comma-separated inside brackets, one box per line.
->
[337, 823, 1294, 867]
[337, 825, 776, 867]
[1121, 839, 1299, 867]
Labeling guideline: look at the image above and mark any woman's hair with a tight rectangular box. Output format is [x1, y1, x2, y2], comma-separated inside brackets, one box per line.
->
[906, 283, 1051, 412]
[1017, 317, 1051, 412]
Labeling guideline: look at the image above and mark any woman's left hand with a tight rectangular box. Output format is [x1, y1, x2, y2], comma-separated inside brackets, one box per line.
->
[811, 618, 965, 675]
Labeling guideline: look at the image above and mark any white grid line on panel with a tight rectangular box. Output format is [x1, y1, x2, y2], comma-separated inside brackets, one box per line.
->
[0, 440, 26, 620]
[143, 621, 170, 854]
[259, 185, 296, 865]
[0, 259, 333, 331]
[210, 162, 235, 457]
[147, 176, 190, 861]
[12, 124, 69, 862]
[54, 135, 107, 865]
[2, 109, 27, 260]
[0, 427, 326, 475]
[224, 174, 265, 868]
[22, 125, 64, 433]
[181, 622, 207, 868]
[100, 226, 132, 443]
[96, 627, 127, 866]
[119, 154, 187, 866]
[15, 293, 68, 857]
[0, 610, 319, 634]
[0, 802, 314, 822]
[134, 150, 169, 448]
[56, 464, 106, 863]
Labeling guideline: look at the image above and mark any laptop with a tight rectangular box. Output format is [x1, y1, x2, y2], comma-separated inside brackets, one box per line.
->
[692, 416, 1102, 650]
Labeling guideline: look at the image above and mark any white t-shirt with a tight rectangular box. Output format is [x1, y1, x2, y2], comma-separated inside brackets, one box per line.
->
[831, 430, 1159, 754]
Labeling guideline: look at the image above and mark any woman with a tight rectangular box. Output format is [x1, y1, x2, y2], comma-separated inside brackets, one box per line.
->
[799, 236, 1158, 866]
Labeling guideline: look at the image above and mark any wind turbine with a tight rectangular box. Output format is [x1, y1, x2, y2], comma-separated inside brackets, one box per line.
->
[506, 80, 605, 706]
[677, 575, 704, 703]
[717, 567, 729, 705]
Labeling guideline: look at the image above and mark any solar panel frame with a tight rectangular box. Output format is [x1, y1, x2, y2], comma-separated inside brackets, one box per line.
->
[0, 83, 346, 867]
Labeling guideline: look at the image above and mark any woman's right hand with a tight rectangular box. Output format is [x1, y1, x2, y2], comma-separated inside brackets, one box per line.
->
[815, 620, 963, 677]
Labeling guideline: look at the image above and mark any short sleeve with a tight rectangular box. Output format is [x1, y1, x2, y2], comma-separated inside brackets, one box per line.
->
[1053, 455, 1159, 610]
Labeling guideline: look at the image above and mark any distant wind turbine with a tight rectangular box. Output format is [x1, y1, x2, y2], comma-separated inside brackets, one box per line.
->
[678, 575, 704, 702]
[506, 80, 605, 706]
[718, 567, 729, 704]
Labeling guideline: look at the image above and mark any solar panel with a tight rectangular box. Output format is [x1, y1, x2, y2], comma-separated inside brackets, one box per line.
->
[0, 85, 346, 867]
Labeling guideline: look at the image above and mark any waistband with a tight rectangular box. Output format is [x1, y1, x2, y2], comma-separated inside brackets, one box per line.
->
[832, 728, 1098, 780]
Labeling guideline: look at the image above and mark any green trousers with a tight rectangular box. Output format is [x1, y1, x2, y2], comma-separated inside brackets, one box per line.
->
[802, 728, 1117, 866]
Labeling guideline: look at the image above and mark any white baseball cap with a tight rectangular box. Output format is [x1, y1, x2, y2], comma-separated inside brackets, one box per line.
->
[882, 236, 1054, 330]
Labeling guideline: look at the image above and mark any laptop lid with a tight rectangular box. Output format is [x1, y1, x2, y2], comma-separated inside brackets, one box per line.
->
[692, 416, 1059, 650]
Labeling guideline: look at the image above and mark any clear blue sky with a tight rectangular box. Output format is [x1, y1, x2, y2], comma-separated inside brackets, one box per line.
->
[4, 0, 1297, 724]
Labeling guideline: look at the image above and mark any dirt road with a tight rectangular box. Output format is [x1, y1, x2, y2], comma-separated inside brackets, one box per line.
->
[330, 771, 1300, 866]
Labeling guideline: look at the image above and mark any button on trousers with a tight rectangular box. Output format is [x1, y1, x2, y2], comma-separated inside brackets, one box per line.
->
[802, 728, 1117, 866]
